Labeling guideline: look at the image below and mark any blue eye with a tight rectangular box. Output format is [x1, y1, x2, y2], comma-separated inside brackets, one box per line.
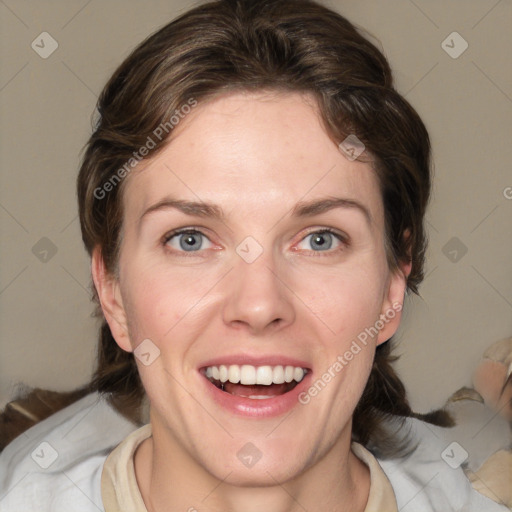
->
[297, 229, 346, 252]
[163, 227, 348, 256]
[164, 229, 212, 252]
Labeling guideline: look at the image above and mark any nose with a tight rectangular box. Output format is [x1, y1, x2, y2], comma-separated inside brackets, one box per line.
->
[222, 248, 296, 335]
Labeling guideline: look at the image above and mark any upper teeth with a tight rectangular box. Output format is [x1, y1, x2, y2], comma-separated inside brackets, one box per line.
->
[205, 365, 306, 385]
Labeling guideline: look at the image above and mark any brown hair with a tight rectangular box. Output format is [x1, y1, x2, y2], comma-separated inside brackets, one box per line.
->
[1, 0, 453, 453]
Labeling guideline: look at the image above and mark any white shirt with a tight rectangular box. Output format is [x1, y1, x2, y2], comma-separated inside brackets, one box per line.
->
[0, 392, 508, 511]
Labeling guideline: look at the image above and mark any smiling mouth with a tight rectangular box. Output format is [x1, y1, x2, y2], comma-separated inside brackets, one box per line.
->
[202, 364, 309, 399]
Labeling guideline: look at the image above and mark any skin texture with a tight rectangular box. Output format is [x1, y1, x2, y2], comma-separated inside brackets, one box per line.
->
[93, 91, 410, 512]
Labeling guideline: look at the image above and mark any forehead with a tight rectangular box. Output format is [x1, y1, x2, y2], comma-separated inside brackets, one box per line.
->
[122, 90, 383, 228]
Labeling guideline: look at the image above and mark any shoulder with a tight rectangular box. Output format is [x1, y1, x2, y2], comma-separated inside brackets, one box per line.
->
[0, 392, 139, 512]
[374, 416, 509, 512]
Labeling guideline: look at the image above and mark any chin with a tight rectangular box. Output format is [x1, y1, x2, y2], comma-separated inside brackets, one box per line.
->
[196, 432, 320, 488]
[207, 452, 309, 488]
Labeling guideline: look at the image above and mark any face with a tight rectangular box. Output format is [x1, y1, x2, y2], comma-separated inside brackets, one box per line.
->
[94, 90, 407, 485]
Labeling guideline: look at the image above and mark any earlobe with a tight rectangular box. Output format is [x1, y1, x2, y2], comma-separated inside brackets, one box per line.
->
[376, 229, 413, 345]
[91, 246, 133, 353]
[376, 262, 409, 346]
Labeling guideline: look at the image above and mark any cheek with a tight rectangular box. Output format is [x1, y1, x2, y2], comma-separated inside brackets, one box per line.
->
[120, 260, 220, 346]
[297, 258, 387, 340]
[294, 257, 387, 401]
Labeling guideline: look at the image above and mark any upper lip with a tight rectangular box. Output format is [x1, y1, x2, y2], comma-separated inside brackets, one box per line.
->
[199, 355, 312, 371]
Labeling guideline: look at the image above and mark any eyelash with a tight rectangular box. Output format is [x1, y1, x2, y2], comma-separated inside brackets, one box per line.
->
[161, 227, 350, 257]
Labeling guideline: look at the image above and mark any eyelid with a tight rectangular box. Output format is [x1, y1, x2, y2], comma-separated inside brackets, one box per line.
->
[298, 226, 349, 242]
[162, 227, 210, 243]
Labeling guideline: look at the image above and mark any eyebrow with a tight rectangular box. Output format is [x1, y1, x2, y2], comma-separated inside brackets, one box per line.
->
[139, 196, 372, 227]
[292, 197, 372, 225]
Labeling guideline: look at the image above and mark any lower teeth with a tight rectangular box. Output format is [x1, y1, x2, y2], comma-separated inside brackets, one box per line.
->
[211, 379, 298, 397]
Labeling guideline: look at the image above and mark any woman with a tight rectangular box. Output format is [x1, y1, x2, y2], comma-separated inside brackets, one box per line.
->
[0, 0, 507, 510]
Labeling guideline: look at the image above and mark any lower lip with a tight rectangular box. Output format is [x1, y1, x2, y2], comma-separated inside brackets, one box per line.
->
[201, 372, 313, 418]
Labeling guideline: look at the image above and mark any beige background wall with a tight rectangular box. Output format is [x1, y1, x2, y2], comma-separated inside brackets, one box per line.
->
[1, 0, 511, 413]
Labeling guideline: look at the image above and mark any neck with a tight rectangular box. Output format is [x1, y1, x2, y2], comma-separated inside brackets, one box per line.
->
[134, 419, 370, 512]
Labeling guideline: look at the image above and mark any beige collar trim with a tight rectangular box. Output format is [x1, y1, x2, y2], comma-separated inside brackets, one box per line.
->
[351, 441, 398, 512]
[101, 425, 397, 512]
[101, 423, 151, 512]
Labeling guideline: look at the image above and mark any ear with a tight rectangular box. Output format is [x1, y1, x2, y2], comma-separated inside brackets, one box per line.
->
[91, 246, 133, 353]
[376, 256, 412, 346]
